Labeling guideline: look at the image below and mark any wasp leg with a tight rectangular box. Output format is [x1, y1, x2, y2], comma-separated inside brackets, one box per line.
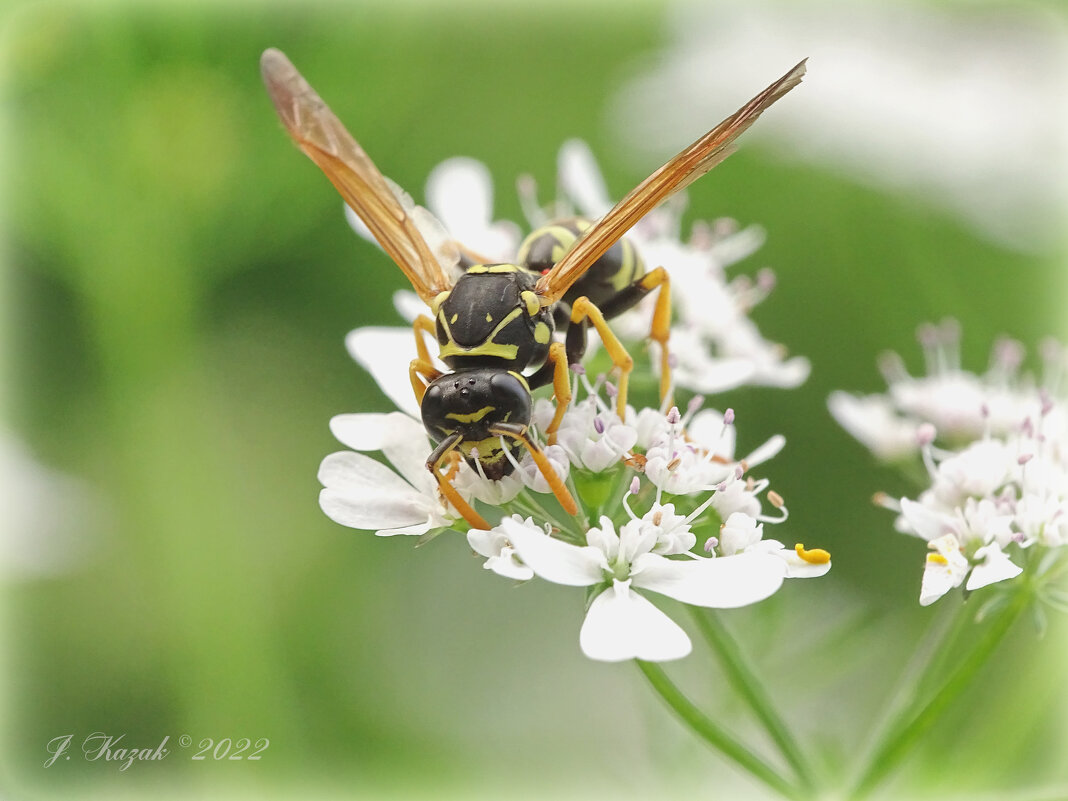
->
[409, 359, 443, 405]
[597, 267, 673, 408]
[525, 341, 572, 446]
[489, 423, 577, 515]
[570, 297, 634, 419]
[408, 315, 442, 404]
[426, 433, 490, 530]
[413, 314, 436, 362]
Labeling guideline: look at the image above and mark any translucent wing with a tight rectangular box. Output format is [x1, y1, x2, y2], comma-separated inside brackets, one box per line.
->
[261, 48, 452, 303]
[535, 59, 807, 303]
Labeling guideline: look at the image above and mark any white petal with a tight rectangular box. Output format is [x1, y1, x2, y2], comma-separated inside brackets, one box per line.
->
[319, 487, 433, 533]
[742, 435, 785, 469]
[557, 140, 612, 218]
[484, 549, 535, 581]
[426, 157, 494, 239]
[919, 559, 959, 606]
[966, 543, 1023, 591]
[579, 580, 692, 662]
[317, 451, 437, 531]
[631, 551, 786, 608]
[899, 498, 951, 542]
[345, 327, 423, 418]
[329, 412, 422, 452]
[392, 290, 425, 324]
[500, 517, 604, 586]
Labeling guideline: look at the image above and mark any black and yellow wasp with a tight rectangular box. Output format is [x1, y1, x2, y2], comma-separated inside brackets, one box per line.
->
[261, 48, 805, 530]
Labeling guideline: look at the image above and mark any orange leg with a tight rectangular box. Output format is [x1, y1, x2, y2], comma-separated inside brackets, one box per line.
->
[409, 358, 442, 405]
[544, 341, 572, 446]
[641, 267, 673, 407]
[426, 434, 490, 530]
[490, 424, 577, 515]
[570, 297, 634, 420]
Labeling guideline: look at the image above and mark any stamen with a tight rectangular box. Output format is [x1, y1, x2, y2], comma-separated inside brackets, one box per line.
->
[767, 490, 784, 508]
[471, 446, 490, 482]
[703, 537, 718, 553]
[723, 408, 735, 426]
[666, 406, 681, 425]
[795, 544, 830, 564]
[873, 491, 901, 512]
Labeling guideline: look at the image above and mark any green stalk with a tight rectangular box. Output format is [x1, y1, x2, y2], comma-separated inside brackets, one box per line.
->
[637, 660, 804, 801]
[690, 609, 817, 793]
[846, 600, 964, 793]
[849, 592, 1028, 799]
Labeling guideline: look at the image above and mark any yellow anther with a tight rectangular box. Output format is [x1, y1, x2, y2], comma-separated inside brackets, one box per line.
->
[794, 544, 831, 564]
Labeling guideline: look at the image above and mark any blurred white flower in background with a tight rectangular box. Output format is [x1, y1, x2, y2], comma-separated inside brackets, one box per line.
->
[1, 432, 97, 579]
[609, 0, 1068, 252]
[833, 325, 1068, 607]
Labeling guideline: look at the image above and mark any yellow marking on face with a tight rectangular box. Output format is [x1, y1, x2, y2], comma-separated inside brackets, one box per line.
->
[462, 437, 508, 462]
[533, 322, 551, 345]
[467, 265, 489, 274]
[520, 290, 540, 317]
[446, 405, 496, 424]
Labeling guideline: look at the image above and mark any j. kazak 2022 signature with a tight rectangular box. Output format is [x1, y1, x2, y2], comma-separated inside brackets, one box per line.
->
[44, 732, 270, 770]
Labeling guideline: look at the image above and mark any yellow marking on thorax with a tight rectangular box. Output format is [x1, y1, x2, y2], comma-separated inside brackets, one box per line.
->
[533, 322, 551, 344]
[520, 290, 540, 318]
[438, 307, 523, 361]
[430, 291, 451, 315]
[445, 405, 496, 424]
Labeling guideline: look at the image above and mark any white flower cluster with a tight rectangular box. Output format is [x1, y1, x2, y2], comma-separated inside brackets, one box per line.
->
[321, 142, 829, 661]
[829, 320, 1066, 460]
[347, 142, 809, 395]
[320, 376, 830, 661]
[831, 323, 1068, 605]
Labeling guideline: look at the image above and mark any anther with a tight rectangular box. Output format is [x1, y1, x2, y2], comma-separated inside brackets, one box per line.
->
[767, 490, 784, 508]
[723, 408, 735, 425]
[795, 544, 830, 564]
[703, 537, 718, 553]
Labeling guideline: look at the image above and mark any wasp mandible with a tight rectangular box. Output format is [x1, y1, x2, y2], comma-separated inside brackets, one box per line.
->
[261, 48, 805, 530]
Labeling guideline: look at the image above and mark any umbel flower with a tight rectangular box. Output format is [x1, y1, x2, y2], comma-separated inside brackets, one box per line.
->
[320, 142, 829, 661]
[831, 323, 1068, 607]
[322, 370, 830, 659]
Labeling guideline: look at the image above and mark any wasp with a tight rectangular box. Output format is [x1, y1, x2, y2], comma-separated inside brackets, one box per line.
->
[261, 48, 805, 530]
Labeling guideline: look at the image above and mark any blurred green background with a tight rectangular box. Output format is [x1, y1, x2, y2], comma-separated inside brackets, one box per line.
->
[2, 2, 1065, 799]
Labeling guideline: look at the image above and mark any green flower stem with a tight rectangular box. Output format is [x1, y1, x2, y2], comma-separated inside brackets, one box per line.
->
[637, 660, 804, 801]
[690, 609, 817, 793]
[849, 591, 1028, 800]
[848, 599, 964, 792]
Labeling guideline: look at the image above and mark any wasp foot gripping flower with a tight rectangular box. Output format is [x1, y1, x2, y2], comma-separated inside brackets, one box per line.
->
[839, 327, 1068, 607]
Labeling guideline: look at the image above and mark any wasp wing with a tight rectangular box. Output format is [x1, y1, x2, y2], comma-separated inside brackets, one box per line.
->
[535, 59, 806, 304]
[261, 48, 452, 303]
